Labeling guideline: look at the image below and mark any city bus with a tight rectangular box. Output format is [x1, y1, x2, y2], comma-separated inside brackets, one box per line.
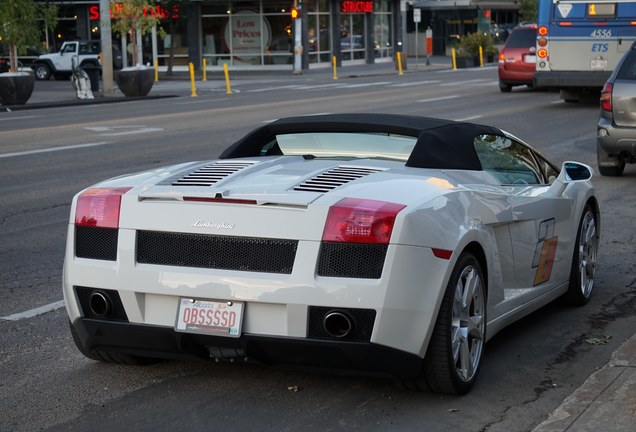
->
[534, 0, 636, 101]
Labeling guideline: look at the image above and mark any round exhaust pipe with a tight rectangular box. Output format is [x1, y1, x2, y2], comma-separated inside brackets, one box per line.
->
[89, 291, 112, 317]
[323, 310, 355, 339]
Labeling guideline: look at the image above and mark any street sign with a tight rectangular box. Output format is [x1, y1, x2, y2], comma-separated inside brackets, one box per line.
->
[414, 8, 421, 23]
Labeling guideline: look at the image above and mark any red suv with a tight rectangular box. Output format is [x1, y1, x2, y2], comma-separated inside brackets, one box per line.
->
[498, 24, 537, 92]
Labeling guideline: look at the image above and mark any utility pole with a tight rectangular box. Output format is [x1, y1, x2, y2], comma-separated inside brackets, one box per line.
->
[99, 0, 113, 93]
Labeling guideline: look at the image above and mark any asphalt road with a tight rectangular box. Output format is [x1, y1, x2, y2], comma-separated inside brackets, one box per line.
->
[1, 66, 635, 432]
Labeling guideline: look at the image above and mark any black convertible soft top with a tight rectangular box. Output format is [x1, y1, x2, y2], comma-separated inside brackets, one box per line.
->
[219, 113, 504, 170]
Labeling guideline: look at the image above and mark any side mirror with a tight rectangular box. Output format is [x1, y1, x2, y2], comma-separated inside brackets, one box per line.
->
[546, 161, 594, 197]
[563, 161, 593, 181]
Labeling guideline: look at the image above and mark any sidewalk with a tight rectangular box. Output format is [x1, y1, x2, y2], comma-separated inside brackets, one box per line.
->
[3, 56, 454, 110]
[2, 56, 635, 432]
[532, 333, 636, 432]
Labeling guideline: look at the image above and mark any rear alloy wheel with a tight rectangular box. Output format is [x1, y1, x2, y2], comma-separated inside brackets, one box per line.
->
[565, 205, 598, 306]
[34, 63, 51, 80]
[416, 252, 486, 394]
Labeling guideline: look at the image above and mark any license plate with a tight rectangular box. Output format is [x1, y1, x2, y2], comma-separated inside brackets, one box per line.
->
[175, 298, 243, 337]
[524, 54, 536, 64]
[591, 59, 608, 70]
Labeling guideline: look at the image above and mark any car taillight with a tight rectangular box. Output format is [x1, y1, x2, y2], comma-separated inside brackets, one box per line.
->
[538, 48, 548, 59]
[322, 198, 405, 244]
[74, 187, 132, 228]
[600, 82, 613, 112]
[538, 26, 548, 36]
[498, 50, 505, 64]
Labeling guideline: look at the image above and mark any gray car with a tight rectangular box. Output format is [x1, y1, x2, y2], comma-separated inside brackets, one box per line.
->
[597, 43, 636, 176]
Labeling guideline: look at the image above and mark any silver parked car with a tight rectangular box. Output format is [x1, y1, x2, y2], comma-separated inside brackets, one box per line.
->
[597, 43, 636, 176]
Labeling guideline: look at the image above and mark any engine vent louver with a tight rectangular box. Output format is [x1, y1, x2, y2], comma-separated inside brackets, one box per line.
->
[164, 161, 256, 187]
[294, 166, 383, 193]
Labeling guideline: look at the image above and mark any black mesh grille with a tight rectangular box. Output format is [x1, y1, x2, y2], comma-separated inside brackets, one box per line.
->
[75, 286, 129, 322]
[317, 243, 388, 279]
[307, 307, 376, 341]
[75, 226, 118, 261]
[137, 230, 298, 274]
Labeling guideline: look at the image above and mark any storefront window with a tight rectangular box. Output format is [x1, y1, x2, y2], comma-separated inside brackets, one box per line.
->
[374, 1, 392, 59]
[307, 0, 331, 63]
[341, 12, 366, 60]
[202, 0, 292, 66]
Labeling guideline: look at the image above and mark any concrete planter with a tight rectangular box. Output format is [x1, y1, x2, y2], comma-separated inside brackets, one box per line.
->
[114, 67, 154, 97]
[0, 71, 35, 105]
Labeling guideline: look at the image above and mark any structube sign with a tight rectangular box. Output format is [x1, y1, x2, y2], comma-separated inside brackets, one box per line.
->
[341, 1, 374, 13]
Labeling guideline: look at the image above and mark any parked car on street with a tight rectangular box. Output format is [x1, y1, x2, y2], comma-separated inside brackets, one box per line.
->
[597, 42, 636, 176]
[498, 24, 538, 92]
[64, 114, 599, 395]
[32, 41, 122, 80]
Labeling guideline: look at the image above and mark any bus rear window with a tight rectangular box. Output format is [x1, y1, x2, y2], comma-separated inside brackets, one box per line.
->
[586, 3, 616, 19]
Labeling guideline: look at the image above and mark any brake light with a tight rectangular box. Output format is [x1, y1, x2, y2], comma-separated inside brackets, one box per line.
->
[538, 26, 548, 36]
[74, 187, 132, 228]
[322, 198, 405, 244]
[559, 21, 573, 26]
[498, 50, 505, 63]
[538, 48, 548, 59]
[600, 82, 613, 111]
[538, 38, 547, 47]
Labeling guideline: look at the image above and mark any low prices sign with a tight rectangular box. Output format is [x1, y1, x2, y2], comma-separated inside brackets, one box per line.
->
[224, 10, 271, 63]
[341, 1, 374, 13]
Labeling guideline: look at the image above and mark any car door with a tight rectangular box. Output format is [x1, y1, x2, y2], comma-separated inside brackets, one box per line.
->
[474, 135, 573, 309]
[55, 42, 78, 71]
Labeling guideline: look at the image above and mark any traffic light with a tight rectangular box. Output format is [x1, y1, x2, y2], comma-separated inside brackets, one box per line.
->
[291, 7, 299, 19]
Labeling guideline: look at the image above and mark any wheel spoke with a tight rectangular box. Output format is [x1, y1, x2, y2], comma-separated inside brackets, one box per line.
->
[451, 265, 485, 383]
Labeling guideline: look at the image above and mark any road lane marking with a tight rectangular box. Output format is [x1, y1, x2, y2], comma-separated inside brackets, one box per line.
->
[416, 95, 460, 103]
[0, 300, 65, 321]
[0, 115, 38, 122]
[0, 142, 110, 159]
[84, 126, 163, 136]
[455, 115, 483, 122]
[388, 80, 441, 87]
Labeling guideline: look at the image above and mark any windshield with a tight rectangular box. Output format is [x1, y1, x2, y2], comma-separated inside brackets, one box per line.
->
[267, 132, 417, 161]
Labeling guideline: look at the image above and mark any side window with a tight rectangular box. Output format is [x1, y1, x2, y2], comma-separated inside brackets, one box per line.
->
[536, 154, 560, 184]
[474, 135, 542, 185]
[62, 43, 77, 54]
[616, 51, 636, 80]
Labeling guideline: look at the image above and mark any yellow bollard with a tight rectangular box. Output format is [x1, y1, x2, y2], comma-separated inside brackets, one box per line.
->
[154, 59, 159, 82]
[332, 56, 338, 80]
[479, 46, 484, 67]
[223, 63, 232, 94]
[189, 62, 198, 97]
[202, 58, 207, 81]
[452, 48, 457, 70]
[397, 52, 404, 76]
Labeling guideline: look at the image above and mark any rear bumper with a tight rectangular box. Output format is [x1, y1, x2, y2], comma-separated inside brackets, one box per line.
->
[498, 68, 534, 85]
[534, 71, 611, 89]
[597, 116, 636, 161]
[71, 318, 424, 378]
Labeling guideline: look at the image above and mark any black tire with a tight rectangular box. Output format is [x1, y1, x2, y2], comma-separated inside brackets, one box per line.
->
[499, 82, 512, 93]
[400, 252, 486, 394]
[69, 321, 157, 365]
[33, 63, 51, 80]
[565, 205, 598, 306]
[598, 163, 625, 177]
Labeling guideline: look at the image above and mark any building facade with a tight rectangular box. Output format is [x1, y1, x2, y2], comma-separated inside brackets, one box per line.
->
[30, 1, 519, 70]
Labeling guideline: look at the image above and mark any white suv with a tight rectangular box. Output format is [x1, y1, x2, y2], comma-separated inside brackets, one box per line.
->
[32, 41, 102, 80]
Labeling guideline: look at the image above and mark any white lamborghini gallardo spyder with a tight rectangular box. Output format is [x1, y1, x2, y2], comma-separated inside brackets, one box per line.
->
[63, 114, 599, 394]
